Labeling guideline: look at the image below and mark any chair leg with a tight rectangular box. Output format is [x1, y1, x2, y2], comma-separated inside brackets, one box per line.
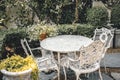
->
[98, 68, 103, 80]
[103, 60, 107, 73]
[63, 66, 67, 80]
[75, 73, 80, 80]
[85, 73, 89, 79]
[57, 69, 60, 80]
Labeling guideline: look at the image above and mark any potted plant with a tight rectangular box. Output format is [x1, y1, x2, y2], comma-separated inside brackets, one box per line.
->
[0, 55, 39, 80]
[27, 23, 58, 40]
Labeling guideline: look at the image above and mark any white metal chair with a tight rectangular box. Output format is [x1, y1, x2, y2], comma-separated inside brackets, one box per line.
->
[21, 38, 60, 80]
[61, 30, 108, 80]
[62, 40, 105, 80]
[21, 39, 52, 58]
[92, 27, 114, 72]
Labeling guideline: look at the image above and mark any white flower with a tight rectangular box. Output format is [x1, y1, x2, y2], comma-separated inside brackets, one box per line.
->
[27, 23, 58, 40]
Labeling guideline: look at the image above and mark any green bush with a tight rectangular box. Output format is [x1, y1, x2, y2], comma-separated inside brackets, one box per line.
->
[0, 27, 27, 39]
[0, 28, 27, 51]
[111, 5, 120, 28]
[0, 29, 28, 59]
[57, 24, 77, 35]
[57, 24, 95, 38]
[86, 7, 108, 26]
[76, 24, 95, 38]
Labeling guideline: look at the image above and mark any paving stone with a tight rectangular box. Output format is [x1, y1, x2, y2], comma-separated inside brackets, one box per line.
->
[39, 70, 113, 80]
[111, 72, 120, 80]
[39, 71, 57, 80]
[87, 72, 113, 80]
[101, 53, 120, 68]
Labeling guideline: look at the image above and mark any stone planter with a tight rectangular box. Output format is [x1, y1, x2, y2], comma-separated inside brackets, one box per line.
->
[1, 68, 32, 80]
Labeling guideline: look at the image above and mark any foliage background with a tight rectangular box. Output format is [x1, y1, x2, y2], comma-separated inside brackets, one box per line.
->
[111, 5, 120, 28]
[86, 7, 108, 27]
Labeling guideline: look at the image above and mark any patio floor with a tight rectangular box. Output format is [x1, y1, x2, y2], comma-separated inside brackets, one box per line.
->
[39, 52, 120, 80]
[39, 69, 114, 80]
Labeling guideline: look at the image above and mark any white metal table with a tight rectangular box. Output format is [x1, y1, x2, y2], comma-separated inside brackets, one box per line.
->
[40, 35, 93, 79]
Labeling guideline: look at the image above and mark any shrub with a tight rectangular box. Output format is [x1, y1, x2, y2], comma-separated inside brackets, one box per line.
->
[111, 5, 120, 28]
[86, 7, 108, 27]
[57, 24, 77, 35]
[1, 30, 28, 59]
[76, 24, 95, 38]
[57, 24, 95, 38]
[0, 28, 27, 48]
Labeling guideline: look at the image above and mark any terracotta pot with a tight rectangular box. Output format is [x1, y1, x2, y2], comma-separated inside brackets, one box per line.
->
[39, 33, 47, 41]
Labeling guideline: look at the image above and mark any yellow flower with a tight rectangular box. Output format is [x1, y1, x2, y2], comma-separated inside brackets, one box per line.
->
[0, 55, 39, 80]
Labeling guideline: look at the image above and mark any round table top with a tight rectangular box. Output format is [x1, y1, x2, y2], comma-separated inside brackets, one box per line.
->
[40, 35, 93, 53]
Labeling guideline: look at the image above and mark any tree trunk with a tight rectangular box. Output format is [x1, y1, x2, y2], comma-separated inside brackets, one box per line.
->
[74, 0, 81, 23]
[74, 0, 79, 23]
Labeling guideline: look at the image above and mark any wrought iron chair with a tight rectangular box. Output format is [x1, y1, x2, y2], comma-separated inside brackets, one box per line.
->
[21, 39, 51, 58]
[62, 40, 105, 80]
[21, 38, 60, 80]
[92, 27, 114, 72]
[61, 30, 108, 80]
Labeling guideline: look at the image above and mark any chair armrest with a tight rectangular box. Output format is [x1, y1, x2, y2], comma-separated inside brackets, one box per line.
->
[36, 57, 55, 63]
[36, 57, 49, 62]
[68, 57, 80, 62]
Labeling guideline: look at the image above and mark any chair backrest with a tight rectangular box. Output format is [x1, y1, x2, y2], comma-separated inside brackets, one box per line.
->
[79, 40, 105, 67]
[21, 38, 35, 57]
[21, 38, 54, 59]
[21, 39, 45, 57]
[92, 27, 114, 49]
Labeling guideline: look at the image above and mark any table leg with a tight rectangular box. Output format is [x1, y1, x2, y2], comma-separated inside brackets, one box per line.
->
[58, 52, 60, 80]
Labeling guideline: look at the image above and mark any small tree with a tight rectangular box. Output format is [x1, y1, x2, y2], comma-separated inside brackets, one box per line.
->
[86, 7, 108, 27]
